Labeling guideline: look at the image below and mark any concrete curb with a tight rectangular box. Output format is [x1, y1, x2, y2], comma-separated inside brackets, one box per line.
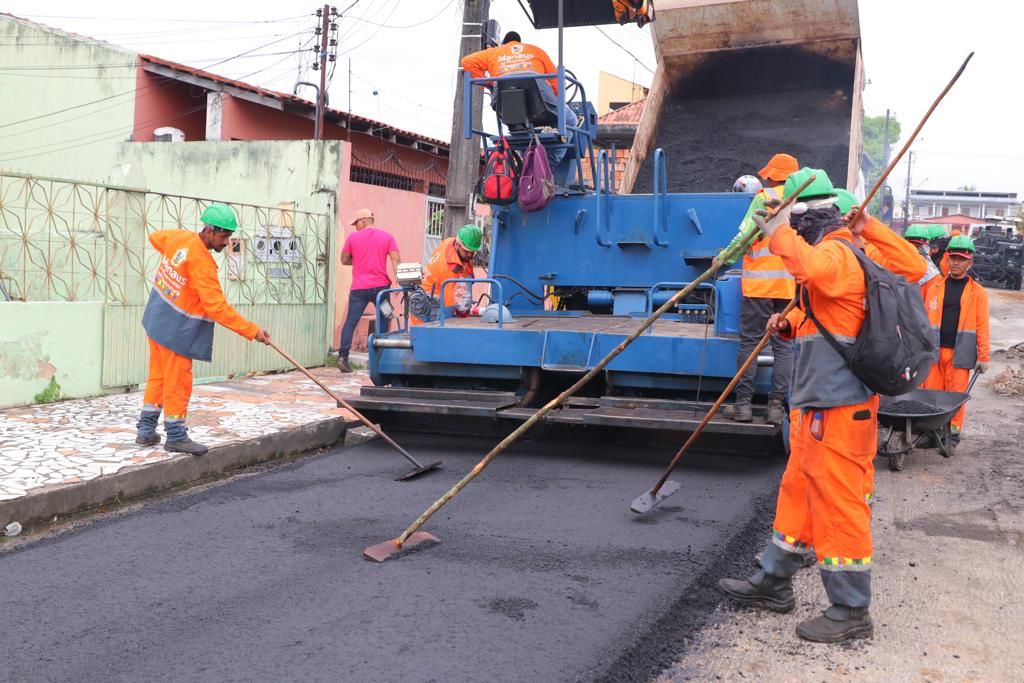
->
[0, 418, 350, 531]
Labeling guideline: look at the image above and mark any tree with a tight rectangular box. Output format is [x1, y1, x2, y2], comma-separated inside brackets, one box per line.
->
[861, 113, 901, 216]
[958, 184, 977, 191]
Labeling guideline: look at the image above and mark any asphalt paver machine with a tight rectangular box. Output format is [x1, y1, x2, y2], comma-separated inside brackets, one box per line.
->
[348, 0, 863, 456]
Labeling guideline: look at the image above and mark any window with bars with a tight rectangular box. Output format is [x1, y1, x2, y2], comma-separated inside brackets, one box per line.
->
[350, 166, 423, 193]
[428, 183, 447, 198]
[426, 198, 445, 238]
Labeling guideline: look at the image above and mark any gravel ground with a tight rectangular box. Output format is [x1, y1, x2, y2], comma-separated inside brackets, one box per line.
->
[659, 288, 1024, 682]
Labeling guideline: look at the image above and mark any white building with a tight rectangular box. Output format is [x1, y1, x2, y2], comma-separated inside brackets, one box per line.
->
[909, 189, 1020, 221]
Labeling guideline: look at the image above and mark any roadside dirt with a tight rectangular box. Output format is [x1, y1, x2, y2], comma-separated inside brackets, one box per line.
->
[659, 286, 1024, 682]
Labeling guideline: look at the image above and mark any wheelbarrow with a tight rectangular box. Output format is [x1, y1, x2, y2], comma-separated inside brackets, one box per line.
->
[877, 370, 980, 471]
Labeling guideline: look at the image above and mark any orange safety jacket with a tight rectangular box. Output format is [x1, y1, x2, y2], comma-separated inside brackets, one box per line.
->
[741, 186, 796, 300]
[461, 41, 559, 94]
[923, 275, 990, 369]
[772, 218, 926, 409]
[142, 230, 259, 361]
[421, 237, 475, 307]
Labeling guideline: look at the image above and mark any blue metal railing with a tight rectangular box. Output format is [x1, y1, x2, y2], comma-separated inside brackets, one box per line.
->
[437, 278, 506, 328]
[461, 71, 597, 190]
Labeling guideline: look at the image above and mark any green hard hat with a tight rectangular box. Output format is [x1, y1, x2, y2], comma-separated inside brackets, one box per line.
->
[946, 235, 976, 253]
[904, 224, 932, 241]
[833, 188, 858, 214]
[200, 203, 239, 231]
[456, 224, 483, 252]
[783, 167, 836, 200]
[928, 224, 947, 239]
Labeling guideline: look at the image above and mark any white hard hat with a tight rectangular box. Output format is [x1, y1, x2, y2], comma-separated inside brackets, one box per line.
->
[732, 175, 763, 193]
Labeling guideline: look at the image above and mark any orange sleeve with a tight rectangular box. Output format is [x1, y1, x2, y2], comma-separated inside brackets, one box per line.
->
[940, 252, 950, 277]
[148, 230, 176, 257]
[860, 217, 926, 282]
[781, 306, 805, 340]
[975, 282, 990, 363]
[190, 254, 259, 339]
[538, 48, 559, 94]
[769, 224, 848, 298]
[460, 48, 494, 80]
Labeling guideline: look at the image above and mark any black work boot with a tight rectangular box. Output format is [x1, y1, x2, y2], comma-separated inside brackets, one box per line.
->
[718, 569, 795, 612]
[135, 434, 161, 447]
[765, 399, 786, 425]
[337, 356, 353, 373]
[796, 605, 873, 642]
[723, 400, 753, 423]
[165, 438, 209, 456]
[135, 407, 161, 446]
[165, 420, 209, 456]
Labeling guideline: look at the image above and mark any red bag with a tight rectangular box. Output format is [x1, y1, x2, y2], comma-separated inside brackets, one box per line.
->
[477, 137, 522, 205]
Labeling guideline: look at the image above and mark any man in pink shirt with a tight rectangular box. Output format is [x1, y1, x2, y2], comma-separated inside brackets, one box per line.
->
[338, 208, 400, 372]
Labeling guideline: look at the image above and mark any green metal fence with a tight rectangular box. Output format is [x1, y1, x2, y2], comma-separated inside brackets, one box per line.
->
[0, 171, 333, 387]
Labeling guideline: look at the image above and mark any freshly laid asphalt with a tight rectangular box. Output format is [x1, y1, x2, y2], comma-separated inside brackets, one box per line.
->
[0, 434, 783, 682]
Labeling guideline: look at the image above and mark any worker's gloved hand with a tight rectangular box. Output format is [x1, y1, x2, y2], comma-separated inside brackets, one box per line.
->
[254, 329, 272, 345]
[976, 360, 989, 373]
[766, 313, 790, 337]
[752, 206, 790, 239]
[763, 197, 782, 210]
[844, 204, 869, 234]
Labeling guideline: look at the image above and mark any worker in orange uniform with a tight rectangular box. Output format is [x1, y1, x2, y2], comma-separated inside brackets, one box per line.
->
[718, 168, 925, 643]
[715, 153, 800, 425]
[901, 224, 942, 291]
[411, 225, 483, 324]
[461, 31, 577, 161]
[137, 204, 271, 455]
[921, 235, 990, 447]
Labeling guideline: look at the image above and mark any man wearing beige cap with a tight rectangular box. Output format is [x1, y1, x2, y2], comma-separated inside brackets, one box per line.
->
[337, 208, 400, 372]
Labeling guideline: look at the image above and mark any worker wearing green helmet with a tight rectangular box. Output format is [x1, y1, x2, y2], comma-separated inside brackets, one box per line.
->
[833, 188, 859, 216]
[921, 233, 990, 444]
[901, 225, 942, 290]
[719, 165, 929, 644]
[416, 224, 484, 324]
[715, 153, 800, 426]
[137, 203, 271, 456]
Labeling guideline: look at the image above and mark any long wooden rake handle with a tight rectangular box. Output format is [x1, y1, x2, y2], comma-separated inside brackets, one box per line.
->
[387, 177, 817, 547]
[268, 340, 422, 466]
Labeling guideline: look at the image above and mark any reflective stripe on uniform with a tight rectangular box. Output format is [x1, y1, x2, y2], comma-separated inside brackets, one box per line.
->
[142, 288, 216, 362]
[742, 269, 795, 280]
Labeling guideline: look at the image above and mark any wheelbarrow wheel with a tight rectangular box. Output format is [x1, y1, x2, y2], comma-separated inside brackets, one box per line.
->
[937, 424, 956, 458]
[888, 448, 907, 471]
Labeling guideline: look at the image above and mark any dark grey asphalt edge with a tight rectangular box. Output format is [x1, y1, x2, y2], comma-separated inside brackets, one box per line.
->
[0, 418, 352, 530]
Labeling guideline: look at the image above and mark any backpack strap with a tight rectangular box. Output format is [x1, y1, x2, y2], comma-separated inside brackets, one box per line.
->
[799, 239, 866, 366]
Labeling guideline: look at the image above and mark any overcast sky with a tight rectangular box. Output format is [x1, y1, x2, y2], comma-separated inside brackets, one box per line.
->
[3, 0, 1019, 201]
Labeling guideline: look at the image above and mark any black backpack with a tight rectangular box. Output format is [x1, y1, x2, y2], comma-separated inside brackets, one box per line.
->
[803, 241, 936, 396]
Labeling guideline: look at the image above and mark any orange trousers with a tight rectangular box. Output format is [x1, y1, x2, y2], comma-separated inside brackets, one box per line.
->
[143, 338, 193, 419]
[764, 397, 878, 607]
[922, 347, 970, 432]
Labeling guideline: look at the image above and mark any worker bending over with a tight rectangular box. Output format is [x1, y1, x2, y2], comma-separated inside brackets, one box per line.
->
[921, 235, 990, 447]
[411, 225, 483, 324]
[715, 153, 799, 425]
[718, 168, 925, 643]
[137, 204, 271, 455]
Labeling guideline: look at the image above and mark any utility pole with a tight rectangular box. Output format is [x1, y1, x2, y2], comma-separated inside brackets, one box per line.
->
[903, 150, 914, 224]
[348, 58, 352, 113]
[312, 5, 337, 140]
[443, 0, 491, 239]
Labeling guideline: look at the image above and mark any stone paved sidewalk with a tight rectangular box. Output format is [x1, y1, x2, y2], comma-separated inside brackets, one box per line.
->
[0, 367, 369, 505]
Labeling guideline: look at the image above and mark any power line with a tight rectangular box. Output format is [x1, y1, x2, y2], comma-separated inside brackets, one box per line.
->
[342, 0, 459, 30]
[593, 26, 655, 75]
[14, 13, 310, 23]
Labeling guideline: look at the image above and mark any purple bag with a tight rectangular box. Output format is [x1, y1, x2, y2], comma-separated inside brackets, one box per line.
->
[517, 134, 556, 212]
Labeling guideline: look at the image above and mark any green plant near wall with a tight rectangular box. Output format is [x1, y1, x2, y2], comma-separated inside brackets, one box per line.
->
[33, 377, 62, 404]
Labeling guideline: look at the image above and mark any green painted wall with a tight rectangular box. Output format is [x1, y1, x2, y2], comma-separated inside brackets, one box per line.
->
[0, 301, 108, 407]
[0, 16, 138, 183]
[113, 140, 341, 218]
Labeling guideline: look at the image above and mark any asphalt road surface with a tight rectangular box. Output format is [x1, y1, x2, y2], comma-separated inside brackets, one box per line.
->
[1, 434, 783, 682]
